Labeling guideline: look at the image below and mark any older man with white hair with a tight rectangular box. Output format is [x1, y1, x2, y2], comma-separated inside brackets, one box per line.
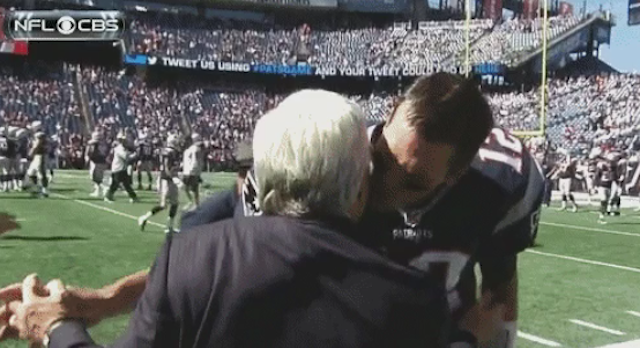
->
[3, 89, 461, 348]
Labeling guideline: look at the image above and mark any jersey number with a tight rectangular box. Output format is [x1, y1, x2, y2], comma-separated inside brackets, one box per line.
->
[478, 129, 523, 173]
[411, 251, 470, 310]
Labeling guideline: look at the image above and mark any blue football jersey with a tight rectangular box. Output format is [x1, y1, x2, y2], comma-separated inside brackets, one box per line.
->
[360, 125, 545, 318]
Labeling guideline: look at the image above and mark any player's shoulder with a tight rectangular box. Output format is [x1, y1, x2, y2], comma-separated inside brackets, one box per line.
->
[469, 128, 542, 195]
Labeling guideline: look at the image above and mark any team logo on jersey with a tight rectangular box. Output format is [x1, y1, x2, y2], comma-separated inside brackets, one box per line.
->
[392, 227, 433, 242]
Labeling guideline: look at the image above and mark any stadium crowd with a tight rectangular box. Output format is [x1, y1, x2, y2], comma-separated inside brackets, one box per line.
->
[127, 12, 582, 69]
[1, 60, 639, 169]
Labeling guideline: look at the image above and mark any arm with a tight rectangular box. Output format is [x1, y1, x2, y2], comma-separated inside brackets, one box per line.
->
[73, 269, 150, 325]
[28, 140, 40, 158]
[479, 153, 544, 348]
[47, 239, 175, 348]
[479, 256, 518, 348]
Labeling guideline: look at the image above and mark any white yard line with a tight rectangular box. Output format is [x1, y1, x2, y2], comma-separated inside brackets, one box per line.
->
[517, 331, 562, 347]
[540, 221, 640, 238]
[525, 250, 640, 273]
[52, 192, 640, 273]
[592, 339, 640, 348]
[568, 320, 625, 335]
[51, 193, 165, 228]
[625, 311, 640, 318]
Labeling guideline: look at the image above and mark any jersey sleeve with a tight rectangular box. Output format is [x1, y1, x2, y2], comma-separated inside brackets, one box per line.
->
[484, 150, 544, 258]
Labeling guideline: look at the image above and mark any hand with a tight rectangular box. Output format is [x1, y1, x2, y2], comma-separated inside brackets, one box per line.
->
[0, 278, 114, 342]
[1, 279, 115, 340]
[7, 275, 68, 345]
[459, 292, 506, 347]
[0, 213, 20, 235]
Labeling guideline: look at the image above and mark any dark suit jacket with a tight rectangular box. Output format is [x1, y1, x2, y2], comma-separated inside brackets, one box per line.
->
[50, 216, 451, 348]
[180, 188, 238, 230]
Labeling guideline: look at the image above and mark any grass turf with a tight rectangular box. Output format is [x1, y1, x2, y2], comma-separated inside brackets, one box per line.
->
[0, 170, 639, 348]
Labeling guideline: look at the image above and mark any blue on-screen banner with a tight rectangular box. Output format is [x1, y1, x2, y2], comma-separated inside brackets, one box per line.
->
[124, 54, 149, 66]
[251, 64, 315, 76]
[127, 55, 506, 78]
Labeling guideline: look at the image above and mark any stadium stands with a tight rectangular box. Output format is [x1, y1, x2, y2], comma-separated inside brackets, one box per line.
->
[126, 13, 581, 69]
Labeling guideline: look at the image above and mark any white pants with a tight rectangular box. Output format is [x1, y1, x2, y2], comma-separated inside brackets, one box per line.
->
[27, 155, 46, 178]
[0, 157, 8, 175]
[610, 181, 623, 201]
[90, 162, 107, 184]
[559, 178, 572, 195]
[597, 186, 612, 202]
[160, 179, 179, 206]
[137, 160, 153, 172]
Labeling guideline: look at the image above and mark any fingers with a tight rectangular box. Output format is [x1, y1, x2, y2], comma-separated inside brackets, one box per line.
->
[46, 279, 65, 300]
[0, 283, 22, 304]
[21, 274, 41, 304]
[0, 323, 19, 342]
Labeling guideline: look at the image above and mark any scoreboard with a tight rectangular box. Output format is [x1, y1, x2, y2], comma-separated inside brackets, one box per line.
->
[631, 0, 640, 26]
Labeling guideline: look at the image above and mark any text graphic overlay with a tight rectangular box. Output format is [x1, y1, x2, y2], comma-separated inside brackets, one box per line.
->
[3, 10, 125, 41]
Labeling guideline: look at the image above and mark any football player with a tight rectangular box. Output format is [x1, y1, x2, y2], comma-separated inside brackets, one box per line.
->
[135, 135, 154, 191]
[85, 131, 109, 197]
[182, 133, 204, 210]
[584, 151, 600, 204]
[609, 152, 627, 216]
[4, 127, 20, 192]
[595, 153, 616, 224]
[104, 132, 138, 203]
[47, 134, 59, 183]
[356, 73, 544, 348]
[26, 130, 49, 198]
[553, 154, 578, 212]
[0, 127, 10, 192]
[138, 135, 182, 233]
[14, 127, 30, 191]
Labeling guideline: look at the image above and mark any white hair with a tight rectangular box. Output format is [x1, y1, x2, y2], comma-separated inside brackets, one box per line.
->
[252, 89, 370, 218]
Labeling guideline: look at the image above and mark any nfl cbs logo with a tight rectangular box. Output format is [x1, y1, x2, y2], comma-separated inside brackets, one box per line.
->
[4, 10, 126, 41]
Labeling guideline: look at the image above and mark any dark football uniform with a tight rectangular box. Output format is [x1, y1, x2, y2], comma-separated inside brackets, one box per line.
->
[358, 125, 544, 320]
[138, 142, 154, 162]
[86, 142, 109, 164]
[159, 147, 181, 207]
[557, 161, 577, 179]
[160, 147, 181, 181]
[0, 136, 10, 184]
[596, 160, 614, 189]
[0, 136, 9, 158]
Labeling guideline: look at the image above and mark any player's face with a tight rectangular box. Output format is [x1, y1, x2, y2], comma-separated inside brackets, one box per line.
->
[369, 102, 455, 212]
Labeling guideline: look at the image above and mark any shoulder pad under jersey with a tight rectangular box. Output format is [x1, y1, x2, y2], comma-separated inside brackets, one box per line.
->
[471, 129, 539, 194]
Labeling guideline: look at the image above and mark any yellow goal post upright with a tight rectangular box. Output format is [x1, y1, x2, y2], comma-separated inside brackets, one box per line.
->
[464, 0, 550, 140]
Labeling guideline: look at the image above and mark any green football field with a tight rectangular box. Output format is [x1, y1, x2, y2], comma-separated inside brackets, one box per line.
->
[0, 170, 639, 348]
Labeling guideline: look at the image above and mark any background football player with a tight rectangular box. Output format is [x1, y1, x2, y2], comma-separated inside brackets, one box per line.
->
[138, 134, 182, 233]
[46, 134, 59, 183]
[85, 131, 110, 198]
[584, 149, 600, 203]
[135, 134, 154, 191]
[15, 127, 30, 191]
[104, 132, 139, 203]
[608, 152, 627, 216]
[595, 152, 615, 224]
[553, 153, 578, 212]
[182, 133, 204, 210]
[26, 129, 49, 198]
[4, 127, 20, 192]
[0, 127, 10, 192]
